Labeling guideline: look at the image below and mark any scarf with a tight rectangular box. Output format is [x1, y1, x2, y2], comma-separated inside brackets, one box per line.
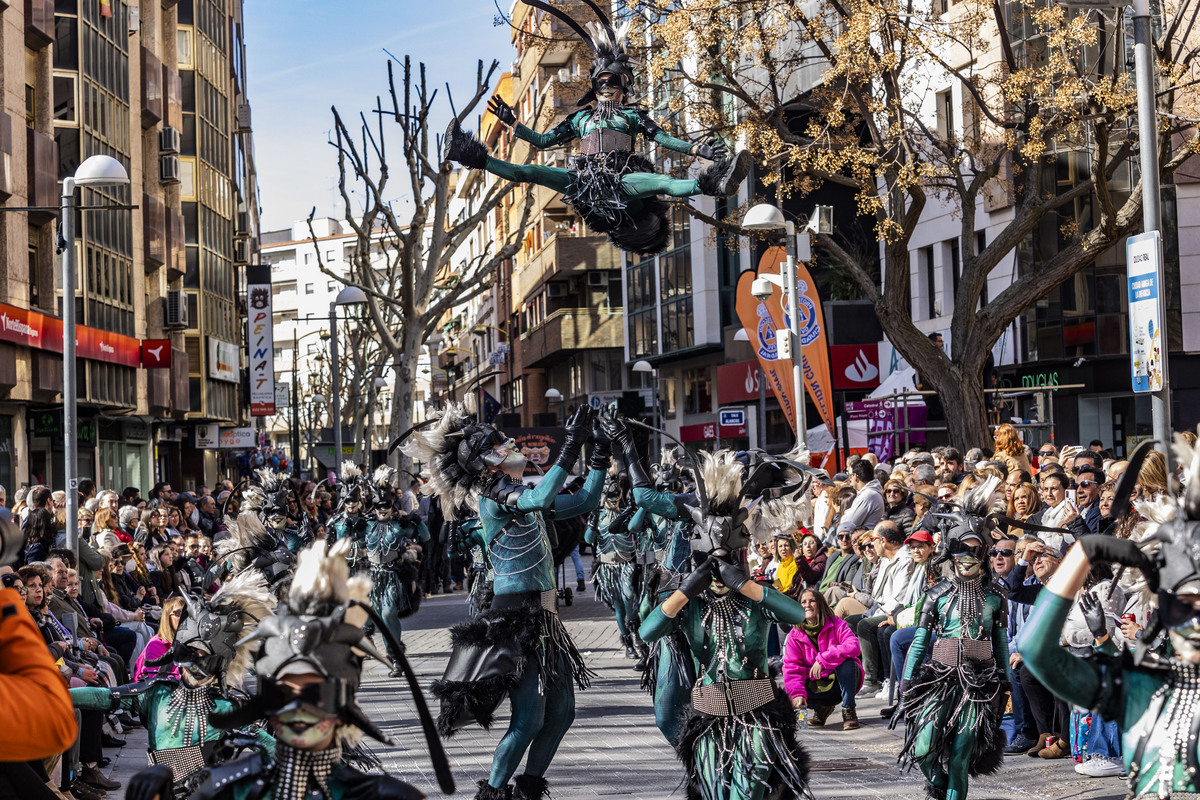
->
[273, 741, 342, 800]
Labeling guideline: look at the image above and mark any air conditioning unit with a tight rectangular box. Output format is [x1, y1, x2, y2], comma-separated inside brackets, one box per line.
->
[547, 282, 568, 298]
[236, 103, 252, 133]
[158, 126, 180, 154]
[587, 271, 607, 287]
[159, 154, 180, 184]
[234, 210, 249, 239]
[233, 239, 249, 264]
[165, 289, 188, 329]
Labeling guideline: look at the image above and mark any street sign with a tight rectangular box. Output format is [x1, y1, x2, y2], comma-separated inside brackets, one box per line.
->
[1127, 231, 1164, 392]
[195, 425, 220, 448]
[275, 383, 290, 409]
[719, 408, 745, 427]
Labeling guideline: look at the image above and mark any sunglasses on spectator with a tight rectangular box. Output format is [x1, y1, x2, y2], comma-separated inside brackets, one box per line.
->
[836, 533, 852, 540]
[1039, 450, 1055, 456]
[1033, 552, 1059, 562]
[1075, 480, 1098, 488]
[885, 488, 904, 494]
[989, 548, 1015, 557]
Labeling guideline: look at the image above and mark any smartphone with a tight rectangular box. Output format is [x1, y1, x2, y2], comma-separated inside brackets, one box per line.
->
[1066, 489, 1077, 505]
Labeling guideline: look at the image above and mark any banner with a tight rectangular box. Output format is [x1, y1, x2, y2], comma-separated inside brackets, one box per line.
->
[246, 265, 275, 416]
[508, 427, 566, 477]
[846, 399, 928, 462]
[207, 337, 238, 382]
[0, 300, 141, 366]
[735, 247, 835, 434]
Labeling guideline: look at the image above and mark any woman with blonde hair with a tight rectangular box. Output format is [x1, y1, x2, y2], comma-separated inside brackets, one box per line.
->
[993, 423, 1033, 478]
[133, 596, 184, 680]
[91, 506, 121, 552]
[1008, 483, 1042, 535]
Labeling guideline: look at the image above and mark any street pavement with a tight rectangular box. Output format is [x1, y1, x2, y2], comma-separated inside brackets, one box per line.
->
[105, 575, 1126, 800]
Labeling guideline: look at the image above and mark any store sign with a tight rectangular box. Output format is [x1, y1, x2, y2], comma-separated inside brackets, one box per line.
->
[247, 265, 276, 416]
[275, 383, 290, 410]
[830, 344, 881, 390]
[141, 339, 171, 368]
[207, 337, 239, 382]
[681, 421, 718, 442]
[195, 424, 220, 448]
[218, 427, 255, 449]
[0, 301, 141, 366]
[716, 360, 763, 404]
[1127, 231, 1164, 393]
[31, 409, 96, 445]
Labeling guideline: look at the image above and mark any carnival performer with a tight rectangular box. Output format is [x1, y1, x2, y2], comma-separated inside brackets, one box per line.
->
[404, 401, 609, 800]
[894, 476, 1010, 800]
[327, 463, 369, 572]
[584, 469, 641, 660]
[1021, 433, 1200, 800]
[210, 471, 297, 595]
[127, 540, 453, 800]
[71, 572, 276, 797]
[640, 450, 812, 800]
[444, 0, 750, 255]
[363, 465, 427, 671]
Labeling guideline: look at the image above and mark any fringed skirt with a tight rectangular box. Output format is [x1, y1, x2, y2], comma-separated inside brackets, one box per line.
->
[431, 590, 595, 737]
[675, 689, 811, 800]
[593, 560, 633, 610]
[642, 628, 694, 696]
[893, 657, 1007, 778]
[564, 151, 671, 255]
[369, 559, 421, 619]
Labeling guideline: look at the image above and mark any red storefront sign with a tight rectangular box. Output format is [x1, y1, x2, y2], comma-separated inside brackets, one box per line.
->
[141, 339, 172, 368]
[830, 344, 881, 390]
[680, 421, 718, 442]
[716, 359, 763, 404]
[0, 301, 143, 367]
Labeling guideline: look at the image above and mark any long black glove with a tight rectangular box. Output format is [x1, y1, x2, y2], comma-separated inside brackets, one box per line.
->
[678, 555, 715, 600]
[694, 137, 728, 162]
[601, 413, 653, 489]
[341, 771, 427, 800]
[712, 556, 749, 593]
[554, 405, 595, 471]
[487, 95, 516, 127]
[125, 765, 172, 800]
[1079, 590, 1109, 640]
[608, 506, 636, 534]
[1077, 535, 1159, 592]
[588, 416, 613, 470]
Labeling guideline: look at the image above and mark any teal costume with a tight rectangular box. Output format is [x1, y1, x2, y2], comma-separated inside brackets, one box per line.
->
[585, 506, 637, 645]
[365, 513, 429, 661]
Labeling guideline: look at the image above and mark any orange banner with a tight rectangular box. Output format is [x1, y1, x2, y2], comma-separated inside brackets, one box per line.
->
[735, 247, 836, 435]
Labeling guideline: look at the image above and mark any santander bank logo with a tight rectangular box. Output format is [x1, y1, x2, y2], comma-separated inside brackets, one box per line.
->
[844, 349, 879, 383]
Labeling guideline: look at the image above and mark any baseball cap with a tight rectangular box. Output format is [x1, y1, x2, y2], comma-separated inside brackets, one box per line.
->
[905, 530, 935, 545]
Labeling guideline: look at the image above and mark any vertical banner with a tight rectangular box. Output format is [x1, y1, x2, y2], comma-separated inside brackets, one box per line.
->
[735, 246, 836, 434]
[246, 264, 276, 416]
[1127, 232, 1164, 393]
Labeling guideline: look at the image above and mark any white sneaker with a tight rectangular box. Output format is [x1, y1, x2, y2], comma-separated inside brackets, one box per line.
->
[874, 679, 892, 700]
[1075, 756, 1124, 777]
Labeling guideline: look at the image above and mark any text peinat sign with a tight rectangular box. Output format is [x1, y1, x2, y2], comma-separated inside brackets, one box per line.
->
[247, 265, 276, 415]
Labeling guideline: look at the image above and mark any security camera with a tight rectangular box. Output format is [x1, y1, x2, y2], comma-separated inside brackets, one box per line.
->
[751, 277, 774, 302]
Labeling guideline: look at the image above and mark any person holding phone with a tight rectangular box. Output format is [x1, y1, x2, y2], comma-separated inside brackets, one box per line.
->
[1066, 467, 1105, 535]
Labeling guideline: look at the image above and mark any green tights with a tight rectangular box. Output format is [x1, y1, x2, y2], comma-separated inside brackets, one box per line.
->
[485, 156, 701, 199]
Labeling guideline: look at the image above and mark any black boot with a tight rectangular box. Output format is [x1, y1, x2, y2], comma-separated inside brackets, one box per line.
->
[698, 150, 752, 196]
[513, 773, 550, 800]
[445, 119, 489, 169]
[622, 634, 636, 659]
[474, 779, 513, 800]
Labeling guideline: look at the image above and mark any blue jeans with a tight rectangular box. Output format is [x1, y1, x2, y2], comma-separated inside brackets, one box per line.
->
[569, 546, 584, 581]
[1009, 662, 1035, 741]
[1087, 713, 1122, 759]
[890, 625, 919, 683]
[807, 658, 863, 709]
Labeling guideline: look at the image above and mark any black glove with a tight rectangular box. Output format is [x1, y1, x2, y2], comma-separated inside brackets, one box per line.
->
[600, 411, 635, 452]
[712, 556, 749, 592]
[678, 555, 715, 599]
[608, 506, 636, 533]
[1077, 535, 1159, 592]
[588, 418, 612, 470]
[125, 765, 173, 800]
[1079, 589, 1108, 640]
[554, 405, 595, 471]
[487, 95, 516, 127]
[341, 771, 426, 800]
[602, 413, 654, 489]
[694, 137, 728, 162]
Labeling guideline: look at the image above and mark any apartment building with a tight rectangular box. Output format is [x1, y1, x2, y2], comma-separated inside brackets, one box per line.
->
[0, 0, 259, 494]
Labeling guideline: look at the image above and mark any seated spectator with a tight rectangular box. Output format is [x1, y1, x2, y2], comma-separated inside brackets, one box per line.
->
[911, 485, 935, 532]
[1008, 482, 1041, 528]
[837, 460, 886, 535]
[783, 587, 864, 731]
[133, 596, 184, 681]
[852, 521, 915, 697]
[830, 531, 879, 617]
[793, 532, 827, 592]
[110, 544, 157, 611]
[818, 527, 862, 595]
[773, 533, 799, 595]
[116, 506, 139, 543]
[149, 543, 186, 598]
[91, 506, 122, 553]
[135, 507, 171, 549]
[882, 481, 915, 537]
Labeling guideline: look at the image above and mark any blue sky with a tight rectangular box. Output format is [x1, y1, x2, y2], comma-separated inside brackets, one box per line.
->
[244, 1, 511, 233]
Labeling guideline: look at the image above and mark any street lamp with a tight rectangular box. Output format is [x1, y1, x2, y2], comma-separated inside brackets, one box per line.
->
[632, 360, 662, 457]
[545, 387, 564, 423]
[288, 327, 328, 478]
[63, 155, 129, 557]
[307, 393, 325, 479]
[328, 285, 367, 479]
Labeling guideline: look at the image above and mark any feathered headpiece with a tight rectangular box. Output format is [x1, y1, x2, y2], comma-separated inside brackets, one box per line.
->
[403, 397, 506, 520]
[653, 446, 683, 492]
[518, 0, 640, 106]
[149, 570, 275, 691]
[367, 465, 398, 508]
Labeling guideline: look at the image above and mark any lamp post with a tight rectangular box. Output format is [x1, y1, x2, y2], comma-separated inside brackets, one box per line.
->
[307, 393, 325, 479]
[62, 155, 130, 556]
[328, 286, 367, 480]
[632, 360, 660, 458]
[289, 327, 328, 478]
[544, 387, 564, 424]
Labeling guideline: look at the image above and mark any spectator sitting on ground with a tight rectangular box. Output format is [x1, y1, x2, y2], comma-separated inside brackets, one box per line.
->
[836, 460, 885, 535]
[783, 587, 864, 731]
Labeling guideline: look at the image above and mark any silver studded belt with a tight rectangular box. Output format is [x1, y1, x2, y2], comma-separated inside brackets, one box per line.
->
[691, 678, 776, 717]
[540, 589, 558, 614]
[931, 637, 994, 667]
[579, 129, 632, 155]
[148, 744, 206, 782]
[599, 551, 632, 564]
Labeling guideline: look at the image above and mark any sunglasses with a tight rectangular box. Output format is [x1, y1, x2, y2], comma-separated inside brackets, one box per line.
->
[836, 534, 852, 540]
[1033, 552, 1059, 562]
[861, 543, 875, 549]
[989, 548, 1015, 557]
[1039, 450, 1055, 456]
[885, 489, 904, 494]
[1076, 480, 1098, 488]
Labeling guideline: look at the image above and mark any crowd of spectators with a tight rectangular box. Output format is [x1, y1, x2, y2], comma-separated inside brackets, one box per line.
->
[771, 427, 1168, 780]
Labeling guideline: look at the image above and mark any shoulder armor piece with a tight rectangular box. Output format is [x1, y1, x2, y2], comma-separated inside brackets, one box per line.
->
[482, 472, 527, 509]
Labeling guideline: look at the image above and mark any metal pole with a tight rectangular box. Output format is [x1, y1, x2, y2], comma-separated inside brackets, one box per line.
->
[291, 332, 301, 479]
[1134, 0, 1174, 469]
[329, 304, 342, 481]
[783, 249, 808, 449]
[758, 366, 767, 450]
[62, 178, 79, 558]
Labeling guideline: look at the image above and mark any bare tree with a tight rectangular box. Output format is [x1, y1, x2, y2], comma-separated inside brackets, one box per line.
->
[309, 55, 533, 469]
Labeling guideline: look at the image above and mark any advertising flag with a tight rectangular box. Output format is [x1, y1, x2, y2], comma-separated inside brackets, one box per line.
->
[735, 246, 836, 434]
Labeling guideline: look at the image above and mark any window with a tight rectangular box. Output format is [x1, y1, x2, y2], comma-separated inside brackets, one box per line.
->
[327, 280, 336, 291]
[304, 252, 311, 264]
[305, 283, 314, 295]
[326, 250, 335, 260]
[924, 245, 936, 319]
[949, 237, 961, 308]
[682, 368, 712, 415]
[937, 88, 953, 139]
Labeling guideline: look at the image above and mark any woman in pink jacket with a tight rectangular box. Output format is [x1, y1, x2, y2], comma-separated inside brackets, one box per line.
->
[783, 586, 865, 730]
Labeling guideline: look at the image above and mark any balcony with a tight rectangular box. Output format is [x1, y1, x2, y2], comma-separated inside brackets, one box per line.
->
[26, 128, 57, 225]
[141, 47, 163, 128]
[24, 0, 52, 49]
[520, 307, 623, 367]
[143, 192, 165, 270]
[514, 232, 619, 301]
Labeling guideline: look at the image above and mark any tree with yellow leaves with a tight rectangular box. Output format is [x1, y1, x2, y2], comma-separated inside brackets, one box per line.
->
[634, 0, 1200, 447]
